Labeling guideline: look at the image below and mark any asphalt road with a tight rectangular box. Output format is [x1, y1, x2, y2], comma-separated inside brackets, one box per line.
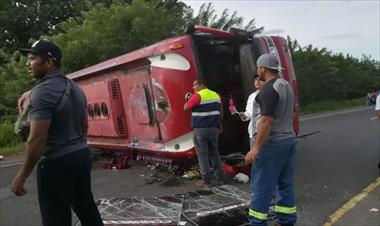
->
[0, 107, 379, 226]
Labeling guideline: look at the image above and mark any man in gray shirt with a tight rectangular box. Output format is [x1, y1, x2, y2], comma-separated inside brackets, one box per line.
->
[11, 40, 103, 226]
[245, 53, 297, 226]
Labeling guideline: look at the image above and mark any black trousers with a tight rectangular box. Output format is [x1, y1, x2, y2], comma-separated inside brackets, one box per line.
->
[37, 150, 103, 226]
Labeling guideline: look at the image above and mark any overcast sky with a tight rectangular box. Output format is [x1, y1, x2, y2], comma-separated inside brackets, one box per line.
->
[182, 0, 380, 60]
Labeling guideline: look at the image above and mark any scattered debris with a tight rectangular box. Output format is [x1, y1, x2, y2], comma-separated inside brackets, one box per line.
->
[0, 155, 4, 161]
[369, 208, 379, 212]
[233, 173, 249, 183]
[102, 154, 129, 170]
[144, 163, 183, 186]
[182, 169, 201, 180]
[94, 185, 257, 226]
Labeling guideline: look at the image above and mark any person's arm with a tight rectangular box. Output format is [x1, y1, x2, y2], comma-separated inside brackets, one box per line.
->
[17, 91, 31, 113]
[184, 93, 201, 111]
[240, 94, 254, 121]
[245, 84, 278, 164]
[11, 119, 50, 196]
[245, 116, 272, 164]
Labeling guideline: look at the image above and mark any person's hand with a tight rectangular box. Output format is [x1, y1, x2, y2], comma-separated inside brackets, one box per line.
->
[185, 92, 192, 101]
[239, 112, 247, 121]
[245, 148, 259, 165]
[17, 90, 31, 113]
[10, 175, 27, 196]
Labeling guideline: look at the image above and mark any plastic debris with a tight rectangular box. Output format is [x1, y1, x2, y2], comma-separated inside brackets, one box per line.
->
[182, 169, 201, 180]
[233, 173, 249, 183]
[369, 208, 379, 212]
[0, 155, 4, 161]
[102, 156, 129, 170]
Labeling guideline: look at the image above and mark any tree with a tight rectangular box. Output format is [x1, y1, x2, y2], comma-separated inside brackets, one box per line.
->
[290, 39, 380, 105]
[0, 0, 94, 53]
[48, 0, 188, 72]
[190, 2, 263, 34]
[0, 51, 33, 116]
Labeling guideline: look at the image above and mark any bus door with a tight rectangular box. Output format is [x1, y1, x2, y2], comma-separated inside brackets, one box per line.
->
[119, 68, 162, 143]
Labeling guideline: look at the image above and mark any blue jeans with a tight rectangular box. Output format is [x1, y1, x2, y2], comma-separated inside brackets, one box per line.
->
[193, 128, 224, 182]
[248, 138, 297, 226]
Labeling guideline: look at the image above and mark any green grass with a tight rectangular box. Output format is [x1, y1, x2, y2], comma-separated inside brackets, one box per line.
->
[0, 142, 25, 156]
[299, 98, 366, 116]
[0, 120, 24, 156]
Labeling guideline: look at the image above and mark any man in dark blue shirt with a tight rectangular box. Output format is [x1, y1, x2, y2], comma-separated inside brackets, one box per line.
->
[11, 40, 103, 226]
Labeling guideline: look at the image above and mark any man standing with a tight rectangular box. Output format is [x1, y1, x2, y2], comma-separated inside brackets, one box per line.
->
[376, 93, 380, 119]
[240, 74, 265, 148]
[184, 79, 224, 186]
[375, 93, 380, 169]
[245, 53, 297, 226]
[10, 40, 103, 226]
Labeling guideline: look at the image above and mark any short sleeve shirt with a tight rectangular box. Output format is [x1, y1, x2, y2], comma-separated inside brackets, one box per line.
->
[255, 78, 295, 141]
[30, 69, 89, 159]
[375, 95, 380, 111]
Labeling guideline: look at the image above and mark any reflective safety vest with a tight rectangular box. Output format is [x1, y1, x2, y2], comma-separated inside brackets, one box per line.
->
[191, 88, 221, 128]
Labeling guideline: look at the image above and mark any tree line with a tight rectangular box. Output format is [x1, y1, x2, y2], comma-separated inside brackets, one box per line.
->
[287, 37, 380, 105]
[0, 0, 379, 118]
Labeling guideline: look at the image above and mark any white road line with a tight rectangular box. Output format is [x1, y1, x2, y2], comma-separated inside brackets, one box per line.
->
[300, 107, 373, 122]
[0, 162, 22, 168]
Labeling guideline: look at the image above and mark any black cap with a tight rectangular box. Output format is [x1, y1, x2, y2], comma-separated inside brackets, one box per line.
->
[20, 40, 62, 63]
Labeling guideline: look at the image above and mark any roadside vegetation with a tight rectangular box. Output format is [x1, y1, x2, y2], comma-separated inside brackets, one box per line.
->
[0, 1, 379, 156]
[0, 121, 24, 156]
[299, 98, 366, 116]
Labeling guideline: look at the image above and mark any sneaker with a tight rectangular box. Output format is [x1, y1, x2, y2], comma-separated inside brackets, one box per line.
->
[195, 179, 211, 187]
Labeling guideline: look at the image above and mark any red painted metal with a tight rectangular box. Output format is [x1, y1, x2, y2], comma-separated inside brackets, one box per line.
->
[193, 25, 233, 38]
[271, 36, 300, 134]
[252, 36, 299, 134]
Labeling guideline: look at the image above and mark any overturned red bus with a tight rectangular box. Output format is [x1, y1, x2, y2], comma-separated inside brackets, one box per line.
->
[68, 25, 299, 162]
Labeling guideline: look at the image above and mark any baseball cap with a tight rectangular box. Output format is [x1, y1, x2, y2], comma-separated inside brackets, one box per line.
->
[20, 40, 62, 63]
[256, 53, 283, 70]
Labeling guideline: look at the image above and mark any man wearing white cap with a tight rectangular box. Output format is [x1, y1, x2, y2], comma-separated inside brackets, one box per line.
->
[245, 53, 297, 226]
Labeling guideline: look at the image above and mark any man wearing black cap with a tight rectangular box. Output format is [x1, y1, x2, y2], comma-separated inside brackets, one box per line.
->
[10, 40, 103, 226]
[245, 53, 297, 226]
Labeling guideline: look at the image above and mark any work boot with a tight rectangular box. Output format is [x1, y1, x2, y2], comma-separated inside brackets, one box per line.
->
[195, 179, 211, 187]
